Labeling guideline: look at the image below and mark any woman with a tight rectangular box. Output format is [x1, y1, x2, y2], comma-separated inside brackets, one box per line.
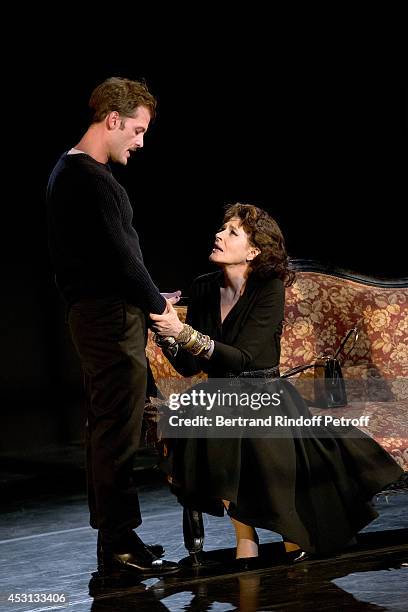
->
[150, 203, 403, 565]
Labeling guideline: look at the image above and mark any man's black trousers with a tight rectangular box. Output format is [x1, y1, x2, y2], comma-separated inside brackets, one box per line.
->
[69, 297, 147, 540]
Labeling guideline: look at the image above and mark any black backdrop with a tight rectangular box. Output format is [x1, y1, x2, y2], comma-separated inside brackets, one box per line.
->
[12, 55, 408, 287]
[1, 45, 407, 453]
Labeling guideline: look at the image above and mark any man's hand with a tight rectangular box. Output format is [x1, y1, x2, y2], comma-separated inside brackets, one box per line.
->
[160, 291, 182, 305]
[151, 300, 184, 337]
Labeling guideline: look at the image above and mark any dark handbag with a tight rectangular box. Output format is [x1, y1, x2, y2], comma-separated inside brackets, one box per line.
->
[281, 327, 359, 409]
[313, 355, 347, 408]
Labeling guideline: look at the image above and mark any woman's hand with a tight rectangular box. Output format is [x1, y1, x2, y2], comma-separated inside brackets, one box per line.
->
[150, 300, 184, 337]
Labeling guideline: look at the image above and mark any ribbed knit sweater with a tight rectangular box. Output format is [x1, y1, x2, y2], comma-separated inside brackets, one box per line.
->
[46, 152, 166, 314]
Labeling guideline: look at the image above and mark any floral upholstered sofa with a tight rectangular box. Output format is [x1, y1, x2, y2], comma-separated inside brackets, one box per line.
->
[146, 262, 408, 472]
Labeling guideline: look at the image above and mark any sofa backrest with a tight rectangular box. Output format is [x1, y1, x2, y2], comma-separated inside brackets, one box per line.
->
[281, 271, 408, 400]
[282, 271, 407, 372]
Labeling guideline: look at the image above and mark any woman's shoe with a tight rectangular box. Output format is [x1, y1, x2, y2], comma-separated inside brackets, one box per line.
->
[285, 549, 311, 564]
[233, 556, 261, 571]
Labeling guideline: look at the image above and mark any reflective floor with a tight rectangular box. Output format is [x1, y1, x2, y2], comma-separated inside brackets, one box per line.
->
[1, 462, 408, 611]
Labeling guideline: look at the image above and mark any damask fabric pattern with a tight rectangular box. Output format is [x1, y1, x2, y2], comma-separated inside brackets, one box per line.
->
[281, 273, 408, 390]
[281, 272, 408, 471]
[146, 273, 408, 470]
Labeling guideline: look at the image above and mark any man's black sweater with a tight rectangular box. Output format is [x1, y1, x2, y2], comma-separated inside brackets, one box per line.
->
[46, 152, 166, 314]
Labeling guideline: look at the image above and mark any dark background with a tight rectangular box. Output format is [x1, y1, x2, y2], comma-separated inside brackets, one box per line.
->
[1, 39, 407, 457]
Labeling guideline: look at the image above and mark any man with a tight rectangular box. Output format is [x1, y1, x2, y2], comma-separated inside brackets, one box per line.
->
[46, 77, 179, 579]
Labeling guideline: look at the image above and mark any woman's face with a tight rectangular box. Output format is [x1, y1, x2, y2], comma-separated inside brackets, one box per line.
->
[209, 217, 259, 266]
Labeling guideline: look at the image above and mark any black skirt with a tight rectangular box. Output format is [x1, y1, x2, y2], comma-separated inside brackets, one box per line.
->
[162, 378, 403, 554]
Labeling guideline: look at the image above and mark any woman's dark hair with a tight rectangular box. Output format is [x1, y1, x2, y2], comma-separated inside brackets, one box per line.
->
[223, 203, 295, 286]
[89, 77, 157, 123]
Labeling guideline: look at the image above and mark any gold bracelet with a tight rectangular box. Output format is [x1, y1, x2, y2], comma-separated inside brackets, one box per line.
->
[201, 339, 214, 359]
[189, 335, 206, 355]
[175, 324, 194, 345]
[202, 335, 212, 353]
[182, 329, 198, 350]
[186, 333, 212, 356]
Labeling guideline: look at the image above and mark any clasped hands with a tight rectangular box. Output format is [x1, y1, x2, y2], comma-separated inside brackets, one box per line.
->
[152, 291, 184, 338]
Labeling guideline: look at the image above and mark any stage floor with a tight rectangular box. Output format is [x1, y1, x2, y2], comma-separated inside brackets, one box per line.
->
[1, 466, 408, 611]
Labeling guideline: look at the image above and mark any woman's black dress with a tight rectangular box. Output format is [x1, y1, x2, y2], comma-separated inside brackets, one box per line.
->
[163, 271, 403, 554]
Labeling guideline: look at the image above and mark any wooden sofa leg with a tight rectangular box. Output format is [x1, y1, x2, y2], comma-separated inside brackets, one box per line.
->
[183, 507, 205, 565]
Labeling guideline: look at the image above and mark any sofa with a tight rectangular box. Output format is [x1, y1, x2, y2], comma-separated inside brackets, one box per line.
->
[146, 262, 408, 473]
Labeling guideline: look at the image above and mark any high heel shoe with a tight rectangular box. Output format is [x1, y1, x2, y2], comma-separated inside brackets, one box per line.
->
[285, 549, 311, 564]
[233, 556, 262, 571]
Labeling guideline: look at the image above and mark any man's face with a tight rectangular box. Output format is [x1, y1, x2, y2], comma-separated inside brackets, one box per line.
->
[110, 106, 151, 165]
